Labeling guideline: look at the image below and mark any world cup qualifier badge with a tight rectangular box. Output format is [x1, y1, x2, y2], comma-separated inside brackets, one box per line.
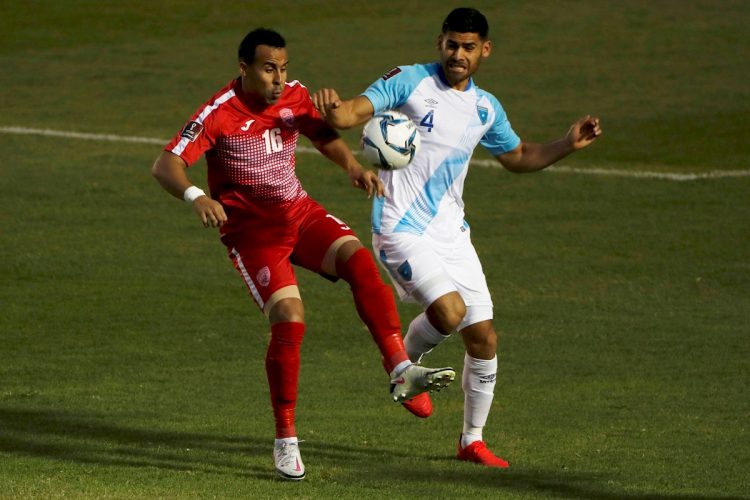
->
[381, 67, 402, 81]
[180, 121, 204, 141]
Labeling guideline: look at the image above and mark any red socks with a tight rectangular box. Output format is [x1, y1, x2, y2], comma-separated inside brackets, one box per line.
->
[266, 322, 306, 438]
[337, 248, 409, 373]
[266, 249, 407, 438]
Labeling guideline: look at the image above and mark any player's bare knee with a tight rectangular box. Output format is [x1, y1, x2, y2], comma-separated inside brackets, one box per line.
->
[269, 297, 305, 324]
[427, 294, 466, 334]
[460, 321, 497, 358]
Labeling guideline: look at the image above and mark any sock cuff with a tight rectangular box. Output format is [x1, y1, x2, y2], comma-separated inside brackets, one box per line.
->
[412, 312, 450, 340]
[464, 353, 498, 373]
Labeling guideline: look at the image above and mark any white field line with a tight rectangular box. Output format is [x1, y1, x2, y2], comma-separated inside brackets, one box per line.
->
[2, 125, 748, 182]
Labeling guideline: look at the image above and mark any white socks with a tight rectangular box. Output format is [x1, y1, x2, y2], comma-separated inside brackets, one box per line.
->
[405, 312, 498, 448]
[404, 312, 451, 363]
[461, 353, 497, 447]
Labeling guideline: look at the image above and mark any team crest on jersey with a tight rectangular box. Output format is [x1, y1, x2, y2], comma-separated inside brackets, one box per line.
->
[397, 260, 412, 281]
[476, 106, 488, 125]
[180, 121, 203, 141]
[381, 67, 402, 81]
[279, 108, 295, 127]
[256, 266, 271, 287]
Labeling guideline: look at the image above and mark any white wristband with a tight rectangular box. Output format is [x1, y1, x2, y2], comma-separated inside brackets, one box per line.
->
[183, 186, 206, 203]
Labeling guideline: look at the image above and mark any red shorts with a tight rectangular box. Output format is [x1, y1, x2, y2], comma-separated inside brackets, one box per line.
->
[220, 196, 357, 312]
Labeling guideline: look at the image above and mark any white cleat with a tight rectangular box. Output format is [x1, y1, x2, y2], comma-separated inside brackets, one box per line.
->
[390, 364, 455, 403]
[273, 441, 305, 481]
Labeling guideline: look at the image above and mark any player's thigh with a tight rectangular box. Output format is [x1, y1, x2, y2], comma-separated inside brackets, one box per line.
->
[225, 233, 300, 316]
[291, 201, 358, 276]
[373, 232, 457, 308]
[440, 239, 494, 330]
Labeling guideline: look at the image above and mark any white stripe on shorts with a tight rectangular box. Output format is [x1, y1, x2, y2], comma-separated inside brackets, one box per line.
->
[231, 248, 264, 309]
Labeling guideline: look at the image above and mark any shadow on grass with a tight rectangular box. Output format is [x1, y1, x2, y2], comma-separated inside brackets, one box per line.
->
[0, 407, 745, 499]
[387, 466, 747, 500]
[0, 406, 275, 480]
[296, 441, 747, 500]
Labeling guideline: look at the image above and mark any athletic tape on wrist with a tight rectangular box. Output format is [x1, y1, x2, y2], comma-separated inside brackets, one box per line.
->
[183, 186, 206, 203]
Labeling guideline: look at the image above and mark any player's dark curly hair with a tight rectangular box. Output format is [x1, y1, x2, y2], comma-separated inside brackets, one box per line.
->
[238, 28, 286, 63]
[442, 7, 489, 39]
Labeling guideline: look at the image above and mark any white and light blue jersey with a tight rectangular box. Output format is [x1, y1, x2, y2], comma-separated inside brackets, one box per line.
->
[363, 63, 520, 243]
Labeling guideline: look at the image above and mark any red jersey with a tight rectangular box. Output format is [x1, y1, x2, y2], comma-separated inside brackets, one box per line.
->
[165, 78, 336, 215]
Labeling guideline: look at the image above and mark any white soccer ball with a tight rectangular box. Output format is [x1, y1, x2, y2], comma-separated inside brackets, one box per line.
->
[361, 111, 421, 170]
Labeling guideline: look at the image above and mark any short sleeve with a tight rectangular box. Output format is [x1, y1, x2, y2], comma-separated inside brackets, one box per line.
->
[479, 93, 521, 156]
[165, 108, 218, 167]
[362, 64, 431, 114]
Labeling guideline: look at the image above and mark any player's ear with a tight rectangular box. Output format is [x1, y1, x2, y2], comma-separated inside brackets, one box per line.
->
[436, 34, 443, 50]
[239, 61, 248, 77]
[482, 39, 492, 58]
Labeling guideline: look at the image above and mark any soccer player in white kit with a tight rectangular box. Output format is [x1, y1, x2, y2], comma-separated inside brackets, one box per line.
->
[313, 8, 601, 467]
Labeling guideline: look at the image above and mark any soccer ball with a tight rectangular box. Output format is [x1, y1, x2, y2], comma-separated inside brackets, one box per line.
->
[361, 111, 421, 170]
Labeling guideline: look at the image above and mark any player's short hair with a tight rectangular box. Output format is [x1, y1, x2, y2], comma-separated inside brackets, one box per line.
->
[441, 7, 489, 39]
[238, 28, 286, 63]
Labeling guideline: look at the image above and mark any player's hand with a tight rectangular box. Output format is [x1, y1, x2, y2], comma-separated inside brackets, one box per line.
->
[312, 88, 343, 120]
[192, 196, 228, 228]
[348, 166, 385, 198]
[567, 115, 602, 150]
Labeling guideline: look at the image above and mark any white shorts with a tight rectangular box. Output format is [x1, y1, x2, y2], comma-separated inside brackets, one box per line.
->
[372, 229, 493, 330]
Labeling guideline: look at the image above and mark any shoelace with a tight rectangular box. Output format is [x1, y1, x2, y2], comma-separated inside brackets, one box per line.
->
[275, 441, 304, 468]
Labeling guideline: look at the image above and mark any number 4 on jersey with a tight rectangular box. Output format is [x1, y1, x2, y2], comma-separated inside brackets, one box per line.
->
[419, 110, 435, 133]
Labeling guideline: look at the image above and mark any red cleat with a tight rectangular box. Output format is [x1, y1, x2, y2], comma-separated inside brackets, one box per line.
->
[401, 392, 433, 418]
[456, 438, 509, 468]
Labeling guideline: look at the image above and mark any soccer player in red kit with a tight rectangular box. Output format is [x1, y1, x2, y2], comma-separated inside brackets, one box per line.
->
[151, 28, 455, 481]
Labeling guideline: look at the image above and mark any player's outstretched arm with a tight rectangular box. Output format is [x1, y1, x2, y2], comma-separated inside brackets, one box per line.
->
[498, 115, 602, 173]
[312, 90, 375, 130]
[312, 136, 385, 198]
[151, 151, 227, 228]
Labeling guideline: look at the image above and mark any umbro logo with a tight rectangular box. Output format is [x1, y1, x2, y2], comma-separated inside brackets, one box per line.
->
[424, 98, 438, 109]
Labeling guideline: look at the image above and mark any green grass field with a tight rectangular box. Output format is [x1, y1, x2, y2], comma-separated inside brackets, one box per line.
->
[1, 1, 749, 498]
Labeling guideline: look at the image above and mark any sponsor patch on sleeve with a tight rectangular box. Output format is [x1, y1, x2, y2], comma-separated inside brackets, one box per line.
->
[381, 67, 402, 81]
[180, 121, 204, 141]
